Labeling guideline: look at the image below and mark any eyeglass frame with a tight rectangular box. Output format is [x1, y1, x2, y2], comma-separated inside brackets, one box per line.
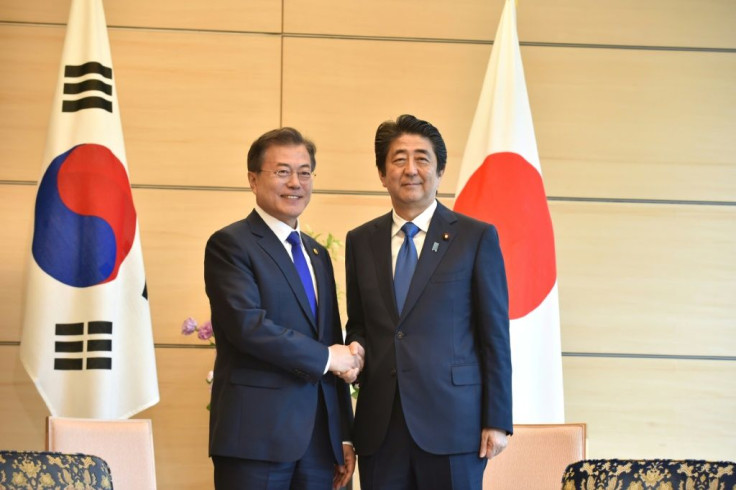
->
[257, 167, 316, 182]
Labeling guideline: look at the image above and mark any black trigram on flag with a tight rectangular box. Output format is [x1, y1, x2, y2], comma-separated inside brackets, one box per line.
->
[62, 61, 113, 113]
[54, 321, 113, 370]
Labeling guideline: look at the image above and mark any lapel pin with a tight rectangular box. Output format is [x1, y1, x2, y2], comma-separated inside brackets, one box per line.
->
[442, 232, 450, 241]
[313, 248, 319, 255]
[432, 242, 439, 252]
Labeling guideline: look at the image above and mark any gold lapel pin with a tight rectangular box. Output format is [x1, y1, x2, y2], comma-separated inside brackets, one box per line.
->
[442, 232, 450, 241]
[313, 248, 319, 255]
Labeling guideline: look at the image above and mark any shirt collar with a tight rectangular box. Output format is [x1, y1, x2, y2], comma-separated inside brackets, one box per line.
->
[254, 205, 301, 243]
[391, 199, 437, 237]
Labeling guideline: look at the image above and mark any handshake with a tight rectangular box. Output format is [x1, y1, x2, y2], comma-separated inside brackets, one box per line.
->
[328, 341, 365, 384]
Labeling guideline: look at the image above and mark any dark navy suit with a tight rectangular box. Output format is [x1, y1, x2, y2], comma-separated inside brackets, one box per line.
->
[346, 202, 512, 488]
[205, 210, 352, 486]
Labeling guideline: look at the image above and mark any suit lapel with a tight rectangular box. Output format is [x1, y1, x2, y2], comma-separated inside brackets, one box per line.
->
[400, 203, 457, 320]
[370, 213, 400, 324]
[247, 211, 318, 333]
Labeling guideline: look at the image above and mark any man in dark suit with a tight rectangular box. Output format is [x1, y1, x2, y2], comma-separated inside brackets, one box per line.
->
[345, 115, 513, 489]
[205, 127, 362, 490]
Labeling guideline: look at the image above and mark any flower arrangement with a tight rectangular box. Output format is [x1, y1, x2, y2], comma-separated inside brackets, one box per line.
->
[181, 317, 215, 409]
[181, 317, 214, 344]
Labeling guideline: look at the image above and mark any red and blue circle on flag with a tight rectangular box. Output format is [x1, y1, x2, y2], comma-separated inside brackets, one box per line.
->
[32, 143, 137, 288]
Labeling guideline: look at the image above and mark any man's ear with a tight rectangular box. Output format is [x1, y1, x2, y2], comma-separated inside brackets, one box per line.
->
[377, 167, 388, 188]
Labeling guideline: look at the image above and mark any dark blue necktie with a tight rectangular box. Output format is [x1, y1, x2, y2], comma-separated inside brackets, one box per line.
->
[394, 222, 420, 314]
[287, 231, 317, 318]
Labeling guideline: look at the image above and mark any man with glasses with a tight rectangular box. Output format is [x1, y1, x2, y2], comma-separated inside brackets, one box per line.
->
[205, 127, 362, 489]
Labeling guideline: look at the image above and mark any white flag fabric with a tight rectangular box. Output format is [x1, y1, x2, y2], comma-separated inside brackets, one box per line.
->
[20, 0, 159, 419]
[454, 0, 564, 423]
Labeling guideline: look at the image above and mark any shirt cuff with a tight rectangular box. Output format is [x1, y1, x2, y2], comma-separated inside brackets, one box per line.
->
[323, 347, 331, 375]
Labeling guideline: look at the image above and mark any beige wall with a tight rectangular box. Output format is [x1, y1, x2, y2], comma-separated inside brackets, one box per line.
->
[1, 0, 735, 487]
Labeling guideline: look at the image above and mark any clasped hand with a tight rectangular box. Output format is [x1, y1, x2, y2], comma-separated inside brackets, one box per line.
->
[328, 342, 364, 383]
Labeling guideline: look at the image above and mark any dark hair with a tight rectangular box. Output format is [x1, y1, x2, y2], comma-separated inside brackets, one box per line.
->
[247, 127, 316, 172]
[374, 114, 447, 176]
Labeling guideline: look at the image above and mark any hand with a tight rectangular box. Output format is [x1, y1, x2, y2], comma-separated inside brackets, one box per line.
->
[348, 341, 365, 371]
[333, 443, 356, 489]
[479, 428, 508, 459]
[334, 342, 365, 383]
[336, 367, 360, 384]
[328, 344, 361, 374]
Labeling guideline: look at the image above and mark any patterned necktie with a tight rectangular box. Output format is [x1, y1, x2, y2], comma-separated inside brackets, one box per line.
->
[286, 231, 317, 318]
[394, 222, 420, 314]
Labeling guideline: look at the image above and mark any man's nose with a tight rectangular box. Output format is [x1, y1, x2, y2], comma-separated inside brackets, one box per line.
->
[286, 171, 301, 186]
[404, 158, 419, 174]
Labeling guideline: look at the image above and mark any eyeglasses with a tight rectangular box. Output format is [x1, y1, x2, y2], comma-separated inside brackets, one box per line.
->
[258, 168, 315, 182]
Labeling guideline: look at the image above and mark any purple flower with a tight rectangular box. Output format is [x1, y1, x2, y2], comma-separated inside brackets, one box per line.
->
[198, 321, 214, 341]
[181, 317, 197, 335]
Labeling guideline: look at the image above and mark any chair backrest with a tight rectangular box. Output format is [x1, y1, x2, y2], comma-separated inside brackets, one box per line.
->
[46, 416, 157, 490]
[561, 459, 736, 489]
[483, 423, 586, 490]
[0, 450, 113, 489]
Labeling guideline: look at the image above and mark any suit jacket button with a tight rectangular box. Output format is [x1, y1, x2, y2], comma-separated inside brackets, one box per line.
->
[396, 331, 405, 339]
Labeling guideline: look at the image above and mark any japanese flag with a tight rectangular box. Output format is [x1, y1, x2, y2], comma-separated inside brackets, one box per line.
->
[454, 0, 564, 423]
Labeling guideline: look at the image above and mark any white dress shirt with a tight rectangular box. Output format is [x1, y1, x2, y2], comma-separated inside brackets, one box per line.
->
[390, 199, 438, 277]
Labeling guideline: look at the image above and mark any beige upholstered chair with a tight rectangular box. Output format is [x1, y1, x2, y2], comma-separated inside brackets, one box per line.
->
[483, 423, 586, 489]
[46, 416, 157, 490]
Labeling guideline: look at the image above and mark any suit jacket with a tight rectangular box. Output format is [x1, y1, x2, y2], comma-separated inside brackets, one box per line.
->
[204, 210, 352, 463]
[345, 201, 512, 456]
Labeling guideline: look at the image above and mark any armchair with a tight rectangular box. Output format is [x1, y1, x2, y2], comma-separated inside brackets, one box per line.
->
[0, 450, 112, 489]
[561, 459, 736, 489]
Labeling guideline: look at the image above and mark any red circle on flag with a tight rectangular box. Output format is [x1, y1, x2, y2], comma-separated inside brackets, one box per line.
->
[454, 152, 556, 319]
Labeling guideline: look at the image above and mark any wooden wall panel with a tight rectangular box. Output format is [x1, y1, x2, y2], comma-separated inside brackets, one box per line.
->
[564, 356, 736, 460]
[554, 201, 736, 357]
[525, 0, 736, 49]
[0, 185, 33, 342]
[0, 25, 63, 181]
[0, 25, 282, 187]
[0, 0, 70, 23]
[0, 0, 281, 32]
[283, 0, 736, 49]
[110, 30, 282, 188]
[283, 38, 736, 201]
[284, 0, 499, 42]
[0, 345, 49, 450]
[529, 48, 736, 202]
